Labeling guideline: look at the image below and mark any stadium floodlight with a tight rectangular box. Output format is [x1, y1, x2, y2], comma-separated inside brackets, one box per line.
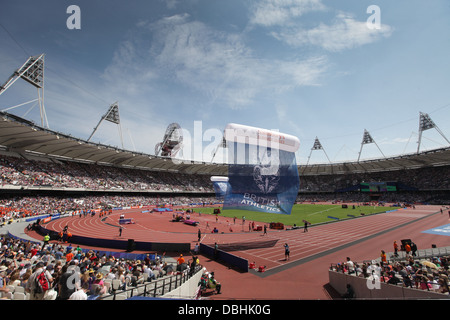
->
[357, 129, 385, 162]
[0, 54, 49, 128]
[306, 137, 331, 165]
[417, 112, 450, 154]
[87, 102, 124, 148]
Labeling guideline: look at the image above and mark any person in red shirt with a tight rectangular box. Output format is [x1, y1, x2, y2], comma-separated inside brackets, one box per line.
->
[393, 241, 399, 257]
[380, 250, 387, 265]
[405, 243, 411, 256]
[30, 246, 38, 257]
[65, 249, 74, 263]
[177, 254, 185, 265]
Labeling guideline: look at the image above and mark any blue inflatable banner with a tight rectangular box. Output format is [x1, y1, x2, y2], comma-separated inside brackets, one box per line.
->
[210, 176, 231, 200]
[222, 123, 300, 215]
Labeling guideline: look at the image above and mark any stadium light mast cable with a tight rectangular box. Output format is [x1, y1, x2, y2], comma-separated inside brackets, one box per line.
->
[357, 129, 385, 162]
[0, 53, 49, 128]
[417, 111, 450, 154]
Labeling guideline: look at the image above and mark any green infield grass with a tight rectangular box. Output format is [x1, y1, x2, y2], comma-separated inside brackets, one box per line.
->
[194, 203, 392, 227]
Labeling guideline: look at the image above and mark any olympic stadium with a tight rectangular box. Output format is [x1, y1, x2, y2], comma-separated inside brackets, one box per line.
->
[1, 54, 450, 304]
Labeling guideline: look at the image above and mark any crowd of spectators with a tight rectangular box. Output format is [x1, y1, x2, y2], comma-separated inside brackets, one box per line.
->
[2, 151, 448, 300]
[300, 165, 450, 192]
[0, 195, 220, 223]
[0, 154, 213, 192]
[0, 235, 197, 300]
[332, 253, 450, 296]
[1, 149, 449, 225]
[2, 153, 450, 196]
[296, 190, 450, 205]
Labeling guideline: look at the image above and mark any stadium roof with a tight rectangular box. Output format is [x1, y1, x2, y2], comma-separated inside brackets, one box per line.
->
[299, 147, 450, 176]
[0, 111, 449, 176]
[0, 111, 226, 176]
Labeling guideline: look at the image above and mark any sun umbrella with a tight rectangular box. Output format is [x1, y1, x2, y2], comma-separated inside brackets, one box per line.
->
[420, 260, 437, 269]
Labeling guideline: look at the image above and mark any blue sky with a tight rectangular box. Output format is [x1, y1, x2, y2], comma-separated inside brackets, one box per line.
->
[0, 0, 449, 165]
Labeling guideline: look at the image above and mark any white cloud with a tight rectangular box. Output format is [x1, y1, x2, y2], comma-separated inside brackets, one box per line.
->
[102, 39, 159, 96]
[249, 0, 326, 27]
[271, 12, 393, 52]
[247, 1, 392, 52]
[275, 103, 304, 135]
[164, 0, 179, 10]
[103, 14, 329, 111]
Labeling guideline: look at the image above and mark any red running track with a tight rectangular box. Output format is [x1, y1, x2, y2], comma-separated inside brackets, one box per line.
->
[38, 204, 449, 299]
[205, 207, 442, 273]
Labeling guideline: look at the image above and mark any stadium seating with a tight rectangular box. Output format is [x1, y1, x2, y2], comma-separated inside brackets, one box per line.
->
[2, 153, 450, 196]
[0, 154, 213, 192]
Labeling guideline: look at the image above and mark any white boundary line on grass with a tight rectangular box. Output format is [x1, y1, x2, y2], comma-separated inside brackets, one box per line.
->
[307, 206, 340, 216]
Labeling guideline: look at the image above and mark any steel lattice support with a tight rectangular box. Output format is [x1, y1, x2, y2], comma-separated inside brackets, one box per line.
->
[0, 54, 48, 128]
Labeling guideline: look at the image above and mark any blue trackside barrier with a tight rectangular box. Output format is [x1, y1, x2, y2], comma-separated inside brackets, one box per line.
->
[386, 209, 399, 213]
[200, 243, 248, 273]
[328, 216, 339, 220]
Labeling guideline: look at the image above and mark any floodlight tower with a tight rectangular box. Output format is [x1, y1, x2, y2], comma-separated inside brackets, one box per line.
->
[306, 137, 331, 165]
[417, 112, 450, 153]
[87, 102, 124, 148]
[357, 129, 385, 162]
[0, 54, 49, 128]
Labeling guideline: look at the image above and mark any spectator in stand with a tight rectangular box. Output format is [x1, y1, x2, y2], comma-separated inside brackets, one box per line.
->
[116, 267, 127, 289]
[142, 264, 155, 282]
[69, 282, 90, 300]
[404, 243, 411, 256]
[92, 272, 106, 295]
[333, 252, 450, 296]
[177, 254, 185, 265]
[25, 262, 53, 300]
[438, 276, 449, 294]
[0, 265, 8, 289]
[20, 268, 33, 288]
[411, 242, 418, 257]
[380, 250, 387, 265]
[0, 235, 209, 300]
[393, 241, 399, 257]
[65, 249, 74, 264]
[8, 270, 21, 286]
[345, 257, 355, 274]
[57, 263, 77, 300]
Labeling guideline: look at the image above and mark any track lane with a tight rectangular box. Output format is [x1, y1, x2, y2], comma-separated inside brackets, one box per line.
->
[42, 205, 443, 276]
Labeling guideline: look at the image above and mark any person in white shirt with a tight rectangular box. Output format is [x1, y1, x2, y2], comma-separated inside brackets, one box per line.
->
[143, 265, 156, 281]
[427, 275, 440, 291]
[106, 269, 116, 280]
[367, 261, 381, 276]
[69, 282, 89, 300]
[345, 257, 355, 274]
